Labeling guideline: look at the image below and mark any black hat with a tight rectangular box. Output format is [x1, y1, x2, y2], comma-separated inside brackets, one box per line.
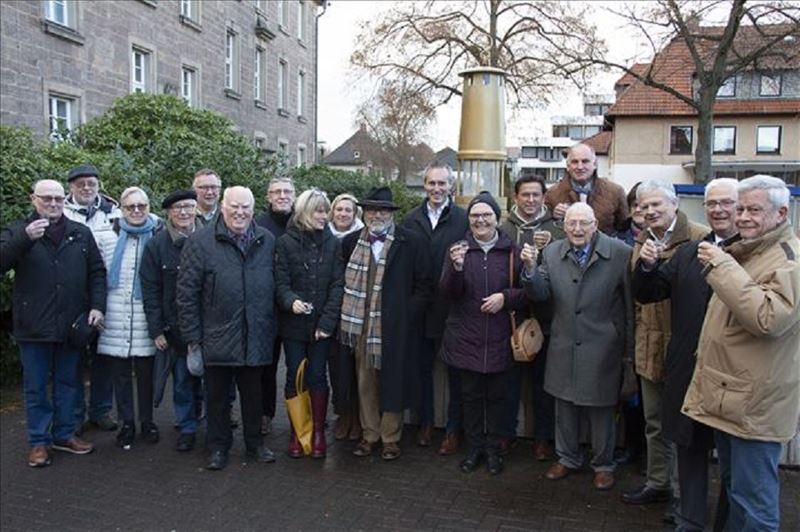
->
[467, 191, 501, 219]
[357, 186, 400, 211]
[67, 164, 100, 182]
[162, 189, 197, 209]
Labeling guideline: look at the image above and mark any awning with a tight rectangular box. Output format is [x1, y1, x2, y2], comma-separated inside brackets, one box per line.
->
[682, 160, 800, 171]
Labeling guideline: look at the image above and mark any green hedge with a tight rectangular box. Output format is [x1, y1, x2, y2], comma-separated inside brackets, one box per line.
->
[0, 93, 421, 384]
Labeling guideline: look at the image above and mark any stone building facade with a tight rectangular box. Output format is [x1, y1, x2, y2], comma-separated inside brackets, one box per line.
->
[1, 0, 321, 165]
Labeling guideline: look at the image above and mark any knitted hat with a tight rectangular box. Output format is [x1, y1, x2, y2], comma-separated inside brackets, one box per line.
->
[467, 191, 501, 219]
[162, 189, 197, 209]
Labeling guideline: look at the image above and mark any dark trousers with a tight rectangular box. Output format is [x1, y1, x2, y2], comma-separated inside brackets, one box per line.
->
[502, 340, 555, 441]
[460, 368, 509, 451]
[207, 365, 263, 453]
[283, 338, 331, 394]
[75, 340, 114, 425]
[417, 337, 439, 426]
[675, 439, 711, 531]
[260, 336, 282, 418]
[106, 355, 154, 426]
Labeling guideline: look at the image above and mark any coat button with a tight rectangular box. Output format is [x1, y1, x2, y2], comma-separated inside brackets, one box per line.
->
[575, 310, 581, 315]
[721, 382, 727, 387]
[572, 279, 578, 283]
[575, 340, 582, 346]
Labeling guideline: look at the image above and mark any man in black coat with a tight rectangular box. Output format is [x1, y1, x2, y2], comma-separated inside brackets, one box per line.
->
[140, 189, 202, 452]
[255, 175, 296, 436]
[402, 161, 468, 451]
[632, 178, 739, 531]
[0, 179, 105, 467]
[178, 186, 277, 470]
[342, 187, 433, 461]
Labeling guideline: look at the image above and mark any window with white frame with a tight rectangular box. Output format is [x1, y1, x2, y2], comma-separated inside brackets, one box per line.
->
[181, 66, 197, 106]
[713, 126, 736, 155]
[225, 30, 239, 92]
[253, 0, 265, 12]
[48, 94, 76, 140]
[297, 1, 306, 41]
[278, 140, 288, 158]
[44, 0, 71, 27]
[130, 47, 151, 93]
[254, 47, 266, 103]
[759, 73, 782, 97]
[297, 145, 307, 167]
[297, 70, 305, 116]
[756, 126, 781, 155]
[278, 0, 289, 28]
[180, 0, 192, 18]
[278, 59, 288, 110]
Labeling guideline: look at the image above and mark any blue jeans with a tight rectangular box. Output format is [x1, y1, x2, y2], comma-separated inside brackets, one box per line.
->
[283, 338, 331, 395]
[19, 342, 80, 447]
[714, 430, 782, 532]
[417, 338, 438, 426]
[74, 345, 114, 425]
[445, 364, 463, 433]
[172, 355, 198, 434]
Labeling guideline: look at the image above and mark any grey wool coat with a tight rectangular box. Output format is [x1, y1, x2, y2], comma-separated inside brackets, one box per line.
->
[523, 232, 634, 407]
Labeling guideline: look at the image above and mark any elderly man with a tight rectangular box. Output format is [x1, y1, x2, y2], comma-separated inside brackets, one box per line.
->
[256, 175, 296, 435]
[342, 187, 432, 461]
[521, 202, 633, 490]
[1, 180, 105, 467]
[140, 190, 201, 452]
[402, 161, 468, 450]
[682, 175, 799, 532]
[623, 179, 708, 508]
[544, 143, 628, 236]
[192, 169, 222, 223]
[63, 164, 119, 433]
[632, 178, 739, 530]
[178, 186, 277, 470]
[500, 175, 566, 460]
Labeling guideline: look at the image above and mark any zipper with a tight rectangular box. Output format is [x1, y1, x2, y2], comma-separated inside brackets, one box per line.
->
[127, 238, 138, 357]
[483, 252, 489, 373]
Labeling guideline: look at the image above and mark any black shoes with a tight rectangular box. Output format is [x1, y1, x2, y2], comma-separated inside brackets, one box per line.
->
[206, 450, 229, 470]
[486, 448, 504, 475]
[117, 423, 135, 450]
[176, 433, 196, 452]
[246, 445, 276, 464]
[459, 448, 484, 473]
[622, 485, 672, 505]
[141, 422, 160, 444]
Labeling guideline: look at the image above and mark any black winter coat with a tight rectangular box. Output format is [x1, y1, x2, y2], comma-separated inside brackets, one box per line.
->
[341, 225, 434, 411]
[440, 231, 529, 374]
[177, 219, 276, 367]
[275, 225, 344, 342]
[0, 213, 106, 343]
[140, 227, 193, 351]
[631, 232, 727, 448]
[255, 207, 291, 240]
[402, 199, 468, 338]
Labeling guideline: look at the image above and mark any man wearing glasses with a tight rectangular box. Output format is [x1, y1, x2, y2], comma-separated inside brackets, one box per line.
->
[1, 179, 106, 467]
[63, 164, 120, 434]
[192, 169, 222, 224]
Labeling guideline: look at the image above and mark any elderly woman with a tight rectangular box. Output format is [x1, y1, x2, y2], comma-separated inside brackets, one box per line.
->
[97, 186, 161, 450]
[440, 191, 529, 475]
[326, 193, 364, 441]
[275, 188, 344, 458]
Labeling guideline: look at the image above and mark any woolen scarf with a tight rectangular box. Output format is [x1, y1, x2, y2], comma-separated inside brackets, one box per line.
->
[108, 216, 156, 300]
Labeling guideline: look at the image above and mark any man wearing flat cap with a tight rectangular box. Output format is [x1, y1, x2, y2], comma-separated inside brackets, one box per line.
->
[340, 186, 433, 461]
[63, 164, 120, 433]
[140, 190, 201, 452]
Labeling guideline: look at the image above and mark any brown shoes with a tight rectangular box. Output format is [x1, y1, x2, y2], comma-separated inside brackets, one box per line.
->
[334, 415, 350, 441]
[52, 437, 94, 455]
[532, 440, 554, 461]
[352, 439, 374, 457]
[437, 432, 460, 456]
[593, 471, 616, 491]
[27, 446, 52, 468]
[381, 442, 402, 461]
[417, 425, 433, 447]
[545, 462, 573, 480]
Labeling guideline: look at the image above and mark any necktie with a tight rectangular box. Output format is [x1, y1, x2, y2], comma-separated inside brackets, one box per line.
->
[574, 248, 588, 269]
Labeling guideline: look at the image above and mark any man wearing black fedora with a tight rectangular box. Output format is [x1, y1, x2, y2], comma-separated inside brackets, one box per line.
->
[340, 186, 433, 461]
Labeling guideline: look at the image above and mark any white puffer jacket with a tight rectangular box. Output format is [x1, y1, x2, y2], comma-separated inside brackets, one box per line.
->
[97, 233, 156, 358]
[63, 194, 121, 265]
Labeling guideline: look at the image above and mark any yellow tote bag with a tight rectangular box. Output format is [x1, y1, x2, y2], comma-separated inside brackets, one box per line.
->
[285, 358, 312, 455]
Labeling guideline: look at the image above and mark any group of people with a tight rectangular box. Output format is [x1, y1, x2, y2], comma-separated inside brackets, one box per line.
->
[2, 143, 798, 531]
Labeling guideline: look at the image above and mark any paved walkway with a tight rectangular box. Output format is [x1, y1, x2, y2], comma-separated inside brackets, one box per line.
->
[1, 375, 798, 531]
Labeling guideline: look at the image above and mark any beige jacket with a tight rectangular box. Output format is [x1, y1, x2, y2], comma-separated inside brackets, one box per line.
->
[630, 210, 708, 382]
[682, 221, 800, 442]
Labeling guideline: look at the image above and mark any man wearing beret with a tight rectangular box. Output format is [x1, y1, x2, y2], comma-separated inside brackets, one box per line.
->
[63, 164, 120, 433]
[140, 190, 201, 452]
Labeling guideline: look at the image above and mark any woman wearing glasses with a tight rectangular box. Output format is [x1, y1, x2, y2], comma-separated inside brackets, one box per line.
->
[97, 186, 162, 450]
[275, 188, 344, 458]
[440, 191, 529, 476]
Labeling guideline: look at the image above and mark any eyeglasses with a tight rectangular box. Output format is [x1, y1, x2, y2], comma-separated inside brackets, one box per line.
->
[170, 203, 196, 213]
[269, 188, 294, 197]
[195, 185, 220, 192]
[469, 212, 495, 220]
[72, 180, 99, 189]
[35, 195, 65, 204]
[123, 203, 148, 213]
[704, 199, 736, 209]
[565, 220, 595, 229]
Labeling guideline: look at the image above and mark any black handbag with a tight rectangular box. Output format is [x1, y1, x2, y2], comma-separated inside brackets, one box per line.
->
[66, 312, 98, 352]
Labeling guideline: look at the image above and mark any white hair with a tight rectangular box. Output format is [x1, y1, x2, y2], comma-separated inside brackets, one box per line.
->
[738, 175, 790, 209]
[704, 178, 739, 199]
[120, 186, 149, 204]
[637, 179, 677, 203]
[222, 186, 255, 206]
[564, 202, 596, 221]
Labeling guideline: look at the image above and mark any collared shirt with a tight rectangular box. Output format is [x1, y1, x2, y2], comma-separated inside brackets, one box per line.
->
[427, 197, 449, 230]
[198, 205, 218, 223]
[571, 243, 592, 269]
[226, 224, 254, 253]
[369, 223, 394, 261]
[648, 215, 678, 246]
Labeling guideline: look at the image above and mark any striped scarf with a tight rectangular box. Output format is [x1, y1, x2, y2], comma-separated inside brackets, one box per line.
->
[340, 225, 394, 369]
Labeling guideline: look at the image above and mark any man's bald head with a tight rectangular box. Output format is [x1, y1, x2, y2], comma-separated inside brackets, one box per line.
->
[221, 186, 255, 235]
[31, 179, 66, 220]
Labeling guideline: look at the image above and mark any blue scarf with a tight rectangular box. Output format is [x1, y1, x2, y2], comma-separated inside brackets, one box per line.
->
[108, 216, 156, 300]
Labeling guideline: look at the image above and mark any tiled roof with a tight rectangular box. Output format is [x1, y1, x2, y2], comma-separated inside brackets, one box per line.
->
[582, 131, 612, 155]
[323, 126, 379, 165]
[434, 147, 458, 168]
[608, 24, 800, 117]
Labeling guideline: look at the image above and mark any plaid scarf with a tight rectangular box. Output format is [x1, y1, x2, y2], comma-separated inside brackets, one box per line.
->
[340, 225, 395, 369]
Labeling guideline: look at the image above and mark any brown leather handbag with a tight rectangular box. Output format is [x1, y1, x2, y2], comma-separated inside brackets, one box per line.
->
[508, 251, 544, 362]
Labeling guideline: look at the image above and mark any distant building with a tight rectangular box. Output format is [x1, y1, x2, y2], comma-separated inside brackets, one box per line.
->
[550, 93, 615, 140]
[323, 124, 381, 173]
[509, 131, 611, 186]
[0, 0, 322, 165]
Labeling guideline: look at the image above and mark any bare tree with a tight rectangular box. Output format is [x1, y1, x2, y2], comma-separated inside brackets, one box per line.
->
[351, 0, 606, 109]
[356, 81, 437, 183]
[566, 0, 800, 183]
